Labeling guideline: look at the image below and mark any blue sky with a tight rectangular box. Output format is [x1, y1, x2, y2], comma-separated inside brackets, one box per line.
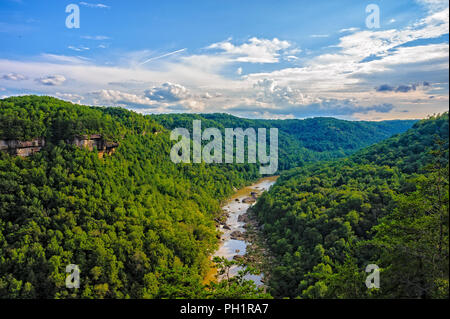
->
[0, 0, 448, 120]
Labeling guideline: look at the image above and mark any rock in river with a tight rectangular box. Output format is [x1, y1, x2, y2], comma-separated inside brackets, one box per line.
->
[242, 197, 256, 204]
[238, 213, 250, 223]
[230, 231, 245, 240]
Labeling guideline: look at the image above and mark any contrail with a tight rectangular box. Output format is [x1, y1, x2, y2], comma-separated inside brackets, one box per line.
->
[140, 48, 187, 65]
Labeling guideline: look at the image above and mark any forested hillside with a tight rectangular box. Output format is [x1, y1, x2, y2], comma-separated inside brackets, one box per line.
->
[253, 113, 449, 298]
[153, 113, 416, 170]
[0, 96, 262, 298]
[0, 95, 434, 299]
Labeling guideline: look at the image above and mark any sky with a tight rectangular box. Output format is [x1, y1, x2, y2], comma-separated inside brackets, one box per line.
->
[0, 0, 448, 120]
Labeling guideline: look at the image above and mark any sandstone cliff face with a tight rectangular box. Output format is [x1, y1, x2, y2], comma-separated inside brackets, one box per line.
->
[0, 138, 45, 157]
[71, 135, 119, 158]
[0, 134, 118, 158]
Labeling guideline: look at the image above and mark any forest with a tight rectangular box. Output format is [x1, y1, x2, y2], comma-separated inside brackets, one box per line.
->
[253, 113, 449, 298]
[154, 113, 416, 170]
[0, 96, 262, 298]
[0, 95, 447, 299]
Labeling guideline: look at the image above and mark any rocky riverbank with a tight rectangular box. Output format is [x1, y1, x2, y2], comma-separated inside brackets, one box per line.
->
[208, 176, 278, 286]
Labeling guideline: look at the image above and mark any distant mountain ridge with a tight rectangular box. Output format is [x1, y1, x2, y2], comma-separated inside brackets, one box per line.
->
[0, 96, 417, 171]
[153, 113, 417, 170]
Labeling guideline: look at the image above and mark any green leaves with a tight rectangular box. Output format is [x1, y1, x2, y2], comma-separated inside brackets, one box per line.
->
[253, 113, 449, 298]
[0, 96, 261, 299]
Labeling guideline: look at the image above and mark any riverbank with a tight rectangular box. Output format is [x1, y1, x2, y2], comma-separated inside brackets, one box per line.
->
[203, 176, 278, 286]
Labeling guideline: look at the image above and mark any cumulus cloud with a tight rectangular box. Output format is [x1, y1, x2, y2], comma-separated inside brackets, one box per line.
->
[54, 92, 84, 104]
[0, 2, 447, 121]
[207, 37, 291, 63]
[253, 79, 316, 106]
[245, 5, 449, 101]
[2, 73, 28, 81]
[142, 82, 216, 112]
[35, 75, 66, 86]
[145, 82, 191, 102]
[90, 89, 156, 108]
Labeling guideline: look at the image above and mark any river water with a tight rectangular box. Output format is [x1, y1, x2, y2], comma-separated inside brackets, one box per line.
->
[213, 176, 278, 286]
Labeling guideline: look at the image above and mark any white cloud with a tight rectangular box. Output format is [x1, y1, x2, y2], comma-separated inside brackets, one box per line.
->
[416, 0, 449, 12]
[145, 82, 191, 102]
[54, 92, 84, 104]
[68, 45, 90, 52]
[90, 90, 156, 107]
[81, 35, 110, 40]
[41, 54, 91, 64]
[339, 27, 359, 33]
[36, 75, 66, 86]
[2, 72, 27, 81]
[0, 3, 447, 121]
[79, 2, 110, 9]
[253, 79, 316, 106]
[336, 7, 448, 60]
[207, 37, 291, 63]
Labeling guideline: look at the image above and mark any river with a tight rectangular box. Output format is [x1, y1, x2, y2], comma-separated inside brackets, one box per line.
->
[210, 176, 278, 286]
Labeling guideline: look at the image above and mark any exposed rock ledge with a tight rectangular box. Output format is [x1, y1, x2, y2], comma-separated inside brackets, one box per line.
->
[0, 138, 45, 157]
[1, 134, 119, 158]
[70, 135, 119, 158]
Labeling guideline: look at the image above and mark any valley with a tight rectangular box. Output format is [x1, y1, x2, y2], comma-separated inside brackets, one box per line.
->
[211, 176, 278, 286]
[0, 96, 447, 299]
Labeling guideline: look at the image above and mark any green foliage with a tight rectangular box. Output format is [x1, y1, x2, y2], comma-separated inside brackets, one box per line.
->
[0, 96, 260, 298]
[153, 113, 416, 170]
[253, 113, 449, 298]
[367, 141, 449, 298]
[0, 95, 440, 299]
[203, 257, 271, 299]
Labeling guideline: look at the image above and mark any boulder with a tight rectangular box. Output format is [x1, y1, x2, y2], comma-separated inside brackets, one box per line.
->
[242, 197, 256, 204]
[238, 214, 250, 223]
[230, 231, 244, 240]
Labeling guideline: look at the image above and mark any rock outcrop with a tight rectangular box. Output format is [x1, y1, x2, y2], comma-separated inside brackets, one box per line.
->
[242, 197, 256, 204]
[1, 134, 119, 159]
[71, 134, 119, 158]
[230, 231, 245, 240]
[0, 138, 45, 157]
